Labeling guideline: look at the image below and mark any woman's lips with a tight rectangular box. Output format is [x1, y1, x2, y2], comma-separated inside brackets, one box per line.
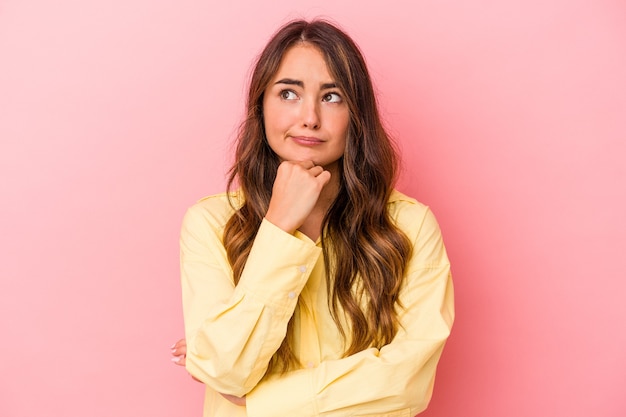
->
[291, 136, 324, 146]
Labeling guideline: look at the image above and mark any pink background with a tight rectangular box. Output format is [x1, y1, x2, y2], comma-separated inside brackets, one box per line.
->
[1, 1, 625, 416]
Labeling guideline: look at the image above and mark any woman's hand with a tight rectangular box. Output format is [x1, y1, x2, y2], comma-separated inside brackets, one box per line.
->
[171, 338, 188, 366]
[265, 160, 331, 234]
[171, 338, 246, 406]
[171, 338, 201, 384]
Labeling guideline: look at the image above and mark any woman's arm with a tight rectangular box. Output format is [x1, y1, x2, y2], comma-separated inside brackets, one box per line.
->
[181, 162, 332, 398]
[180, 198, 322, 397]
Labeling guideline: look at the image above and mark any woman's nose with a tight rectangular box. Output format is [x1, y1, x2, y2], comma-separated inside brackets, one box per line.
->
[301, 99, 320, 129]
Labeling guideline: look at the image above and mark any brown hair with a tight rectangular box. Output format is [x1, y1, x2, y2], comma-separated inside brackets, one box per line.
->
[223, 19, 412, 373]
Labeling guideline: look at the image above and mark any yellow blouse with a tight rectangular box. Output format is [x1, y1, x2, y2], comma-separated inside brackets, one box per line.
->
[181, 190, 454, 417]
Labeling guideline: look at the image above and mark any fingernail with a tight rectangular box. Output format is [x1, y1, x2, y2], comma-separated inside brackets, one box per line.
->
[171, 356, 182, 363]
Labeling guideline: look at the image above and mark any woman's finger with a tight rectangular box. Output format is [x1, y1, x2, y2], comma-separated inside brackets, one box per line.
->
[171, 338, 187, 366]
[308, 165, 325, 177]
[171, 338, 186, 350]
[171, 355, 186, 366]
[296, 160, 316, 169]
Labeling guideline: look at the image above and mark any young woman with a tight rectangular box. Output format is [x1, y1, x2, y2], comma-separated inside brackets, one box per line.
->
[172, 19, 454, 417]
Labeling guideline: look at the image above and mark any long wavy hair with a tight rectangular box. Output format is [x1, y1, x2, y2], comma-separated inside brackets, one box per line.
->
[223, 19, 412, 373]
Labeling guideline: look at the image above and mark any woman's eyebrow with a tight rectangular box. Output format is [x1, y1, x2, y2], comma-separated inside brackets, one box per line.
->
[274, 78, 338, 90]
[275, 78, 303, 87]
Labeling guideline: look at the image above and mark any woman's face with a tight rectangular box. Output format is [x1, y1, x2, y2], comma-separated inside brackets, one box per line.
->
[262, 44, 350, 173]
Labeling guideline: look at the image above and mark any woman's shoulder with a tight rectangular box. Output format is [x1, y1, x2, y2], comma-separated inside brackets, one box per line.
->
[183, 191, 241, 229]
[388, 189, 429, 214]
[387, 189, 439, 236]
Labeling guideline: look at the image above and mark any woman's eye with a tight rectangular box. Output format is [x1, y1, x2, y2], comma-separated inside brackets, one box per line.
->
[322, 92, 342, 103]
[280, 90, 298, 100]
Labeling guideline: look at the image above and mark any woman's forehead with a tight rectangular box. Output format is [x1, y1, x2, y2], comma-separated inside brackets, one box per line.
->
[270, 44, 335, 85]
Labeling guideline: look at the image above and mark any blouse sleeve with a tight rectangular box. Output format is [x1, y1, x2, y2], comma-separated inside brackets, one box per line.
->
[180, 201, 322, 397]
[245, 207, 454, 417]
